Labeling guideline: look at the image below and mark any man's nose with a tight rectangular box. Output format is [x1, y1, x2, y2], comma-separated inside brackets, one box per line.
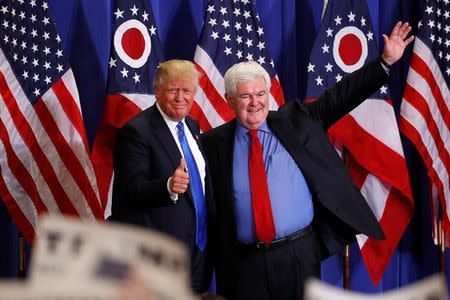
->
[175, 89, 184, 99]
[249, 95, 258, 105]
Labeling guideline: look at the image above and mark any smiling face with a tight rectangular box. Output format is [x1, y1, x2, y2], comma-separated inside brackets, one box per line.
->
[153, 59, 200, 122]
[155, 78, 196, 121]
[226, 76, 269, 130]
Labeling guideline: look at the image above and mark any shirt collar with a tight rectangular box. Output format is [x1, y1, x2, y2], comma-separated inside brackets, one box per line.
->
[236, 120, 270, 138]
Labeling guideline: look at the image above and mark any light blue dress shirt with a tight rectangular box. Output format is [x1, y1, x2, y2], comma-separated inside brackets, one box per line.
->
[233, 121, 314, 243]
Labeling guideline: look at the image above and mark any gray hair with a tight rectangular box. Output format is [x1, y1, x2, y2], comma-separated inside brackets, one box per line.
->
[224, 61, 271, 97]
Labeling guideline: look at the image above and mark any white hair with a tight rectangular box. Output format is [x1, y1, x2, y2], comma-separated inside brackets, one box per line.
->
[224, 61, 271, 97]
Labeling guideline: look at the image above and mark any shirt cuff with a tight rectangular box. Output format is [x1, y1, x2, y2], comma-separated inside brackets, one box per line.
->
[167, 177, 178, 203]
[380, 56, 391, 74]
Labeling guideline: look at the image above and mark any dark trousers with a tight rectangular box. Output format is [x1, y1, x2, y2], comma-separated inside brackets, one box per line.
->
[191, 245, 208, 293]
[234, 230, 321, 300]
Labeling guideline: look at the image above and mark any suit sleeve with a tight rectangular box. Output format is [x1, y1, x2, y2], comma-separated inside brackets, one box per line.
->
[303, 57, 389, 130]
[112, 123, 174, 211]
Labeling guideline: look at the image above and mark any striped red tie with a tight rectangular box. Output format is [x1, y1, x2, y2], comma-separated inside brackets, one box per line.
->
[248, 129, 276, 244]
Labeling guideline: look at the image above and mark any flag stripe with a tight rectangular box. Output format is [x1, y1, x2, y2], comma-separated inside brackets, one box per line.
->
[400, 103, 449, 201]
[43, 84, 99, 197]
[0, 72, 78, 214]
[194, 86, 226, 129]
[52, 75, 89, 153]
[104, 94, 145, 128]
[0, 95, 60, 215]
[1, 49, 100, 220]
[0, 117, 49, 214]
[346, 159, 391, 225]
[405, 66, 449, 142]
[348, 151, 413, 285]
[329, 114, 412, 198]
[195, 60, 235, 122]
[91, 129, 114, 212]
[0, 146, 37, 241]
[270, 77, 285, 107]
[190, 100, 213, 132]
[33, 98, 102, 217]
[361, 175, 389, 230]
[0, 0, 101, 241]
[356, 175, 390, 247]
[409, 54, 450, 133]
[359, 187, 413, 283]
[194, 45, 226, 96]
[403, 84, 450, 171]
[410, 39, 450, 121]
[119, 93, 155, 111]
[90, 93, 144, 210]
[349, 99, 405, 157]
[400, 112, 450, 229]
[400, 34, 450, 231]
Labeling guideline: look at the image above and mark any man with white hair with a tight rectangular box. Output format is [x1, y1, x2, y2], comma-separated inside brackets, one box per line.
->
[201, 22, 414, 300]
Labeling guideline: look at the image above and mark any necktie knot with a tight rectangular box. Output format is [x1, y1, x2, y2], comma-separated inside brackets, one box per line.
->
[248, 129, 258, 139]
[177, 121, 185, 134]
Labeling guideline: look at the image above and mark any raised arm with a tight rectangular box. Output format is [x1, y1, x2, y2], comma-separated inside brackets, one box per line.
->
[381, 21, 415, 66]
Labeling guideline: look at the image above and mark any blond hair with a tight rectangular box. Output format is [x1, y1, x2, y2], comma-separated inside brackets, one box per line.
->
[154, 59, 201, 88]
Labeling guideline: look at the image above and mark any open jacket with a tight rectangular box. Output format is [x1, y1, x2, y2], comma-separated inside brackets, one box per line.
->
[201, 58, 387, 298]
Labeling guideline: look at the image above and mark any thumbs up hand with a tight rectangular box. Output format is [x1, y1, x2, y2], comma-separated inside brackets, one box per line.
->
[169, 158, 190, 194]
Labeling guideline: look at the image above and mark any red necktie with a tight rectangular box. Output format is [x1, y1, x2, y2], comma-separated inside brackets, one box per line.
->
[248, 129, 276, 244]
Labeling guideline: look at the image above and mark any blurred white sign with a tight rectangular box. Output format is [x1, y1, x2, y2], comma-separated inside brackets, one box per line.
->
[305, 274, 448, 300]
[0, 215, 197, 300]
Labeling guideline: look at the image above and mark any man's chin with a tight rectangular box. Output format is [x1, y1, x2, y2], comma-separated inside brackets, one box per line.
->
[166, 111, 187, 121]
[242, 120, 264, 130]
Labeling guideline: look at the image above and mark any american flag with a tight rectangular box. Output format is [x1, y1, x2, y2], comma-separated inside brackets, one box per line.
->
[90, 0, 164, 216]
[192, 0, 284, 132]
[0, 0, 103, 242]
[305, 0, 413, 284]
[399, 0, 450, 244]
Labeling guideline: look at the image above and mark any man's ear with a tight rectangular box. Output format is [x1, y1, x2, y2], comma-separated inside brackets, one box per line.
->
[154, 86, 161, 99]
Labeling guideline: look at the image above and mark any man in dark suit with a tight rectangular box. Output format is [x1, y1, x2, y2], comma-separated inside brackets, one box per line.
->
[111, 60, 215, 293]
[201, 22, 414, 300]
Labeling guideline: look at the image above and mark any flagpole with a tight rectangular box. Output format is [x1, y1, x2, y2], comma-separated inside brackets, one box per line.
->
[18, 232, 26, 278]
[343, 146, 350, 290]
[343, 244, 350, 289]
[439, 220, 446, 275]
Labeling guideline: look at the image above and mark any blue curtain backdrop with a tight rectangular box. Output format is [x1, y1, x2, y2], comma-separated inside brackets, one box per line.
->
[1, 0, 448, 293]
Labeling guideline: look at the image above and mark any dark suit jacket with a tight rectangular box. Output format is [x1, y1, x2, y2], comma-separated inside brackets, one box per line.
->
[201, 58, 387, 298]
[111, 105, 215, 289]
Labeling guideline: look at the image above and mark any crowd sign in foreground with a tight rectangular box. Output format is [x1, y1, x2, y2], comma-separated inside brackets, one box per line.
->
[304, 274, 448, 300]
[0, 215, 447, 300]
[0, 216, 197, 300]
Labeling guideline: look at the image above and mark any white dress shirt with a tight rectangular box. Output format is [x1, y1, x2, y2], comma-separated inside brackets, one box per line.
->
[156, 103, 206, 201]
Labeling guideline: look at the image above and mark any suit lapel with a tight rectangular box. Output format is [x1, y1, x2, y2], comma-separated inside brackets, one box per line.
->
[148, 106, 196, 203]
[149, 106, 181, 169]
[185, 117, 203, 155]
[218, 120, 238, 231]
[267, 111, 310, 168]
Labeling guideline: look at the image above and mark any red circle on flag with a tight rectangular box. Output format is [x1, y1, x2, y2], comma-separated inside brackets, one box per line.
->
[333, 26, 367, 73]
[338, 34, 362, 66]
[122, 28, 145, 60]
[114, 19, 151, 68]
